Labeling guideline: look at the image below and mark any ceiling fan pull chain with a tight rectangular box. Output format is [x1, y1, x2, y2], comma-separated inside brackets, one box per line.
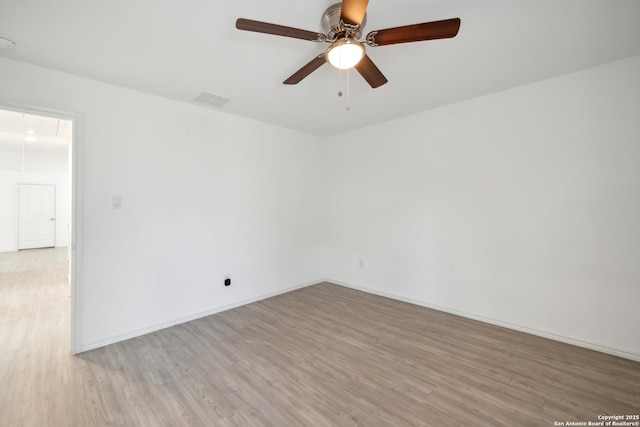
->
[346, 67, 351, 111]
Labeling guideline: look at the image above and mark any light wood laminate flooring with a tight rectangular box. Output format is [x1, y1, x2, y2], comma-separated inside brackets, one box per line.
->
[1, 248, 638, 426]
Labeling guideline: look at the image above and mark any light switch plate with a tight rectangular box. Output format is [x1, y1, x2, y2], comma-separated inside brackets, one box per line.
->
[110, 196, 121, 209]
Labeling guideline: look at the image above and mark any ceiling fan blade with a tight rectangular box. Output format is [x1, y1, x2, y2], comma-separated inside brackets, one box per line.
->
[367, 18, 461, 46]
[340, 0, 369, 27]
[283, 54, 327, 85]
[236, 18, 324, 42]
[354, 55, 387, 88]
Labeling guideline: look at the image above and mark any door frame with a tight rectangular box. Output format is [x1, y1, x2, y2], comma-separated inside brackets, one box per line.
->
[1, 100, 84, 355]
[18, 183, 57, 250]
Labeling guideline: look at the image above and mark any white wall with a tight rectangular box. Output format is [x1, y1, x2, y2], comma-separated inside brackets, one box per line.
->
[2, 53, 638, 359]
[325, 55, 640, 359]
[0, 149, 70, 252]
[0, 57, 326, 350]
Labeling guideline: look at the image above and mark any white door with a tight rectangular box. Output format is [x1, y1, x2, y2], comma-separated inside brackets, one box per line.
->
[18, 184, 56, 250]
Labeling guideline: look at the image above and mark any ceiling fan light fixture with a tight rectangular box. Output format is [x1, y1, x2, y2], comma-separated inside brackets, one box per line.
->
[327, 38, 364, 69]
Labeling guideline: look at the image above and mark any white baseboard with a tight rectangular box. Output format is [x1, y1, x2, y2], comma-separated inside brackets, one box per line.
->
[327, 278, 640, 363]
[81, 277, 639, 362]
[80, 279, 324, 352]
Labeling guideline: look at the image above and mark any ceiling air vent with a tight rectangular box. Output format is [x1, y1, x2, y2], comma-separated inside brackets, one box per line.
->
[193, 91, 231, 108]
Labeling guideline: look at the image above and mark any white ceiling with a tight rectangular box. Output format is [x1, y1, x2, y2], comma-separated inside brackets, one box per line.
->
[0, 109, 72, 153]
[1, 0, 639, 136]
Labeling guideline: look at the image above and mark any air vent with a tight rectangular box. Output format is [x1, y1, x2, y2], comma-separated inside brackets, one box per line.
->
[0, 35, 16, 50]
[193, 91, 231, 108]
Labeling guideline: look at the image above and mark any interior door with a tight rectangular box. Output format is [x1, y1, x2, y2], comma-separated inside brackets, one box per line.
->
[18, 184, 56, 250]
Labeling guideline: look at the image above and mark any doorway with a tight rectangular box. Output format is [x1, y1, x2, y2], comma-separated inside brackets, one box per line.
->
[0, 104, 82, 353]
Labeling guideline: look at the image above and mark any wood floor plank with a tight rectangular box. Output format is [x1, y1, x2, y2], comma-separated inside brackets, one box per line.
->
[1, 248, 638, 426]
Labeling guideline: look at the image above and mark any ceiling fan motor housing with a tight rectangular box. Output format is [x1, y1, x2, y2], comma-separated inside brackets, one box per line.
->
[322, 3, 366, 41]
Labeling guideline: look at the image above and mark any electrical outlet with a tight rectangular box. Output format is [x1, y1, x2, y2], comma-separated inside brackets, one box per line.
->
[359, 259, 364, 268]
[224, 275, 231, 287]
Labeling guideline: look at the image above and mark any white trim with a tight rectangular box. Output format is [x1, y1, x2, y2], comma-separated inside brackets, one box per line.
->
[80, 279, 325, 352]
[327, 278, 640, 363]
[70, 115, 84, 354]
[0, 100, 84, 355]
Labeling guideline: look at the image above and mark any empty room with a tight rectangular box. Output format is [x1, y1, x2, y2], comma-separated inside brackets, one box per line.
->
[1, 0, 639, 426]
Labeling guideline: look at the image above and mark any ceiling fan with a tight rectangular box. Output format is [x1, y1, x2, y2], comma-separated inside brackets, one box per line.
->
[236, 0, 461, 88]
